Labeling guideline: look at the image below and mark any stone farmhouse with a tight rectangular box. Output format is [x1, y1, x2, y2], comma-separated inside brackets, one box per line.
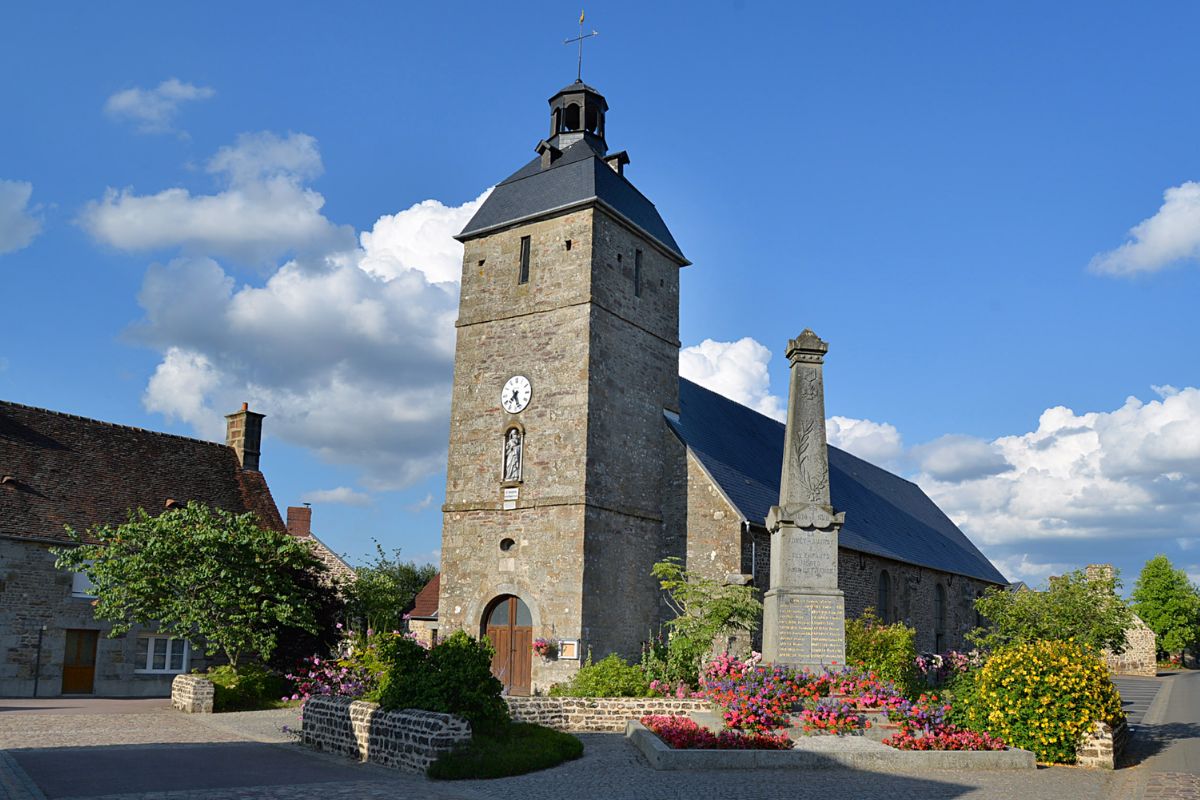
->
[430, 79, 1008, 696]
[0, 401, 350, 697]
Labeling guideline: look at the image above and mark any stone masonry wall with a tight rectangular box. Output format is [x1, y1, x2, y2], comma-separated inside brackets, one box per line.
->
[505, 696, 709, 732]
[171, 674, 214, 713]
[1105, 614, 1157, 677]
[1076, 719, 1129, 769]
[301, 696, 471, 774]
[0, 537, 216, 697]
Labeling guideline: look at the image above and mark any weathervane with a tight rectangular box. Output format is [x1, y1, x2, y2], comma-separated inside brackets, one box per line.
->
[564, 10, 599, 82]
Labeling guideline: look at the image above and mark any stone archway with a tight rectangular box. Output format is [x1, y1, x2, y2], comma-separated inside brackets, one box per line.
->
[482, 594, 532, 696]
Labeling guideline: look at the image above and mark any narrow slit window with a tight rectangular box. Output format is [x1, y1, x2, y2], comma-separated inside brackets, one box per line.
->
[634, 249, 643, 297]
[518, 236, 531, 284]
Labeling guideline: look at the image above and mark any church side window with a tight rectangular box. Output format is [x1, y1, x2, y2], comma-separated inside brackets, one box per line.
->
[634, 249, 643, 297]
[934, 583, 947, 652]
[518, 236, 531, 284]
[877, 570, 891, 623]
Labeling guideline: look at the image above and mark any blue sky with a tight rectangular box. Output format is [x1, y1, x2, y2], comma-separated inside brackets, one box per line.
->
[3, 2, 1199, 592]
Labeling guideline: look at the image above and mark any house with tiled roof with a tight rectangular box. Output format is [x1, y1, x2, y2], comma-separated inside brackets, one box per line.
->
[0, 401, 349, 697]
[404, 573, 440, 648]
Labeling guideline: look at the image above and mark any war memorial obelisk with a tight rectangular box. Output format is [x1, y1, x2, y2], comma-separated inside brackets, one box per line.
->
[761, 329, 847, 671]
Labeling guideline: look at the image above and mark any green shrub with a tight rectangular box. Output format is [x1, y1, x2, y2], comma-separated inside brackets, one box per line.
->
[377, 630, 508, 734]
[957, 640, 1124, 763]
[844, 610, 919, 697]
[548, 653, 650, 697]
[207, 663, 288, 712]
[361, 633, 427, 704]
[428, 722, 583, 780]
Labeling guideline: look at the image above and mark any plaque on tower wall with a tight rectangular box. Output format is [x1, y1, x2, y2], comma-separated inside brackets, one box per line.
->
[761, 330, 846, 672]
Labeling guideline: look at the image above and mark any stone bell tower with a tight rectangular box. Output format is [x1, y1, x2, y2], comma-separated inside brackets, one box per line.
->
[437, 80, 689, 693]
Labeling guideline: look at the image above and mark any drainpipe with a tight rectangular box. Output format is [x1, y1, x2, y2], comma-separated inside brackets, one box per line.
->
[32, 624, 46, 698]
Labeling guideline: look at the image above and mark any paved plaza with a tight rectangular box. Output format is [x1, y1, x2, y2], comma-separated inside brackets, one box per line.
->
[0, 675, 1196, 800]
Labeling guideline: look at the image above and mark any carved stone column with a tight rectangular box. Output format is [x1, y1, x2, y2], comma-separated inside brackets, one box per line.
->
[761, 330, 846, 671]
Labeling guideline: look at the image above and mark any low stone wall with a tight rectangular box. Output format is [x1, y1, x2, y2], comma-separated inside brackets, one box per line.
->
[171, 675, 214, 713]
[301, 696, 471, 774]
[506, 696, 711, 732]
[1076, 719, 1129, 769]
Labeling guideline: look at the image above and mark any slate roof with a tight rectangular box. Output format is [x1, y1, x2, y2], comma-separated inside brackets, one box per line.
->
[407, 574, 440, 620]
[668, 379, 1007, 585]
[457, 139, 688, 264]
[0, 400, 285, 545]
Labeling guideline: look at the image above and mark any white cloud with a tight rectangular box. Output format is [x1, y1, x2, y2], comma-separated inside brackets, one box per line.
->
[0, 180, 42, 255]
[911, 434, 1010, 482]
[680, 337, 785, 420]
[919, 387, 1200, 548]
[301, 487, 371, 506]
[104, 78, 215, 134]
[128, 143, 490, 490]
[827, 416, 904, 465]
[80, 132, 354, 264]
[1090, 181, 1200, 276]
[988, 553, 1073, 587]
[406, 493, 435, 512]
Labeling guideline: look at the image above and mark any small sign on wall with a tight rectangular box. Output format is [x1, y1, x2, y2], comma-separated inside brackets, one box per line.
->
[558, 639, 579, 660]
[503, 487, 519, 501]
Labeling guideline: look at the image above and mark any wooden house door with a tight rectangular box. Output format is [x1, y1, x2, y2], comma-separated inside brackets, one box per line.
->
[483, 595, 532, 696]
[62, 629, 98, 694]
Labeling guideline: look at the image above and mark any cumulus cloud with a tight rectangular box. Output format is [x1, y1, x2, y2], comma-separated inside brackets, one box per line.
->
[1090, 181, 1200, 276]
[104, 78, 215, 134]
[127, 137, 490, 490]
[301, 487, 371, 506]
[80, 132, 354, 264]
[988, 553, 1074, 587]
[827, 416, 904, 465]
[0, 179, 42, 255]
[680, 337, 785, 420]
[919, 387, 1200, 548]
[911, 434, 1010, 482]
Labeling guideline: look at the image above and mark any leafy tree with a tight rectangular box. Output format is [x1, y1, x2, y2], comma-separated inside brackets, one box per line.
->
[651, 557, 761, 685]
[344, 542, 437, 633]
[1132, 554, 1200, 657]
[969, 567, 1133, 654]
[54, 501, 324, 669]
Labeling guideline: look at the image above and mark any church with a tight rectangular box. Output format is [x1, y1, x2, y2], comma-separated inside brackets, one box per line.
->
[433, 79, 1007, 696]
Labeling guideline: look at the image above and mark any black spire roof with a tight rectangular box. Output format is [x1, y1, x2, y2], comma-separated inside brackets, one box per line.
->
[456, 83, 687, 264]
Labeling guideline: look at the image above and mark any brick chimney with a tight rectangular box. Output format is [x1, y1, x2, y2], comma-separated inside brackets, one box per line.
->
[225, 402, 265, 471]
[286, 505, 312, 537]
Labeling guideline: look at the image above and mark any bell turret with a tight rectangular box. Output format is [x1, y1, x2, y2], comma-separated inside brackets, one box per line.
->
[547, 80, 607, 153]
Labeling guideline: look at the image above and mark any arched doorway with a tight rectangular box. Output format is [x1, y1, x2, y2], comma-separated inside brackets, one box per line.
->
[482, 595, 532, 696]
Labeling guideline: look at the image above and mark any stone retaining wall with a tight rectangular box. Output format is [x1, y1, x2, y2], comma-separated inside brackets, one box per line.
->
[171, 675, 214, 713]
[1076, 719, 1128, 769]
[505, 696, 710, 732]
[301, 696, 471, 774]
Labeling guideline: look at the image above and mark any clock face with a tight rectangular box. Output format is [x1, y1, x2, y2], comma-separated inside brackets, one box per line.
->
[501, 375, 532, 414]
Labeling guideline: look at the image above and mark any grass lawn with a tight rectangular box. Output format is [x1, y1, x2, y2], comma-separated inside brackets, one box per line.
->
[428, 722, 584, 780]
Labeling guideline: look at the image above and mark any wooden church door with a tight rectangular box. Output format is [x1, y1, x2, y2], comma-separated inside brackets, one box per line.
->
[483, 595, 532, 696]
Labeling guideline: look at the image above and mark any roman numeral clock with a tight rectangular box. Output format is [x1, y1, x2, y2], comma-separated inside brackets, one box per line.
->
[501, 375, 530, 484]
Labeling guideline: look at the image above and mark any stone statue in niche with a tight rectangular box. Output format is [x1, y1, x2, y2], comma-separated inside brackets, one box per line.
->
[503, 428, 522, 482]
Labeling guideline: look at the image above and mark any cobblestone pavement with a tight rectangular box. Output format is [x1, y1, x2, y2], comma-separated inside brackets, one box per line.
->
[1142, 772, 1200, 799]
[0, 710, 244, 750]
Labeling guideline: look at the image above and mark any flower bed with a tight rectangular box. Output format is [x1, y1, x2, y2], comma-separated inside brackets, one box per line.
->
[885, 728, 1006, 751]
[640, 715, 792, 750]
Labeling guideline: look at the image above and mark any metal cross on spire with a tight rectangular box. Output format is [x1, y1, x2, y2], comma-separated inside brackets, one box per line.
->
[564, 10, 599, 82]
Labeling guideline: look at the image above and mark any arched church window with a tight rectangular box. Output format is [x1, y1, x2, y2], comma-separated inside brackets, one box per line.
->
[563, 103, 580, 130]
[503, 427, 523, 482]
[877, 570, 892, 623]
[934, 583, 947, 652]
[584, 105, 599, 133]
[552, 107, 561, 134]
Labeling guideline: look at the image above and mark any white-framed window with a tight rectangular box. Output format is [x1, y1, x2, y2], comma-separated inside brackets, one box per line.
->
[135, 636, 190, 674]
[70, 570, 96, 599]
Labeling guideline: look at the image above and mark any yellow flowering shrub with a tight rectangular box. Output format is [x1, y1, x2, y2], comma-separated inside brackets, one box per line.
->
[959, 640, 1123, 763]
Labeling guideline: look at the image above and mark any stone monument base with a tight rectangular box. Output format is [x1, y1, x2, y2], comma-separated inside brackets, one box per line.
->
[762, 587, 846, 672]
